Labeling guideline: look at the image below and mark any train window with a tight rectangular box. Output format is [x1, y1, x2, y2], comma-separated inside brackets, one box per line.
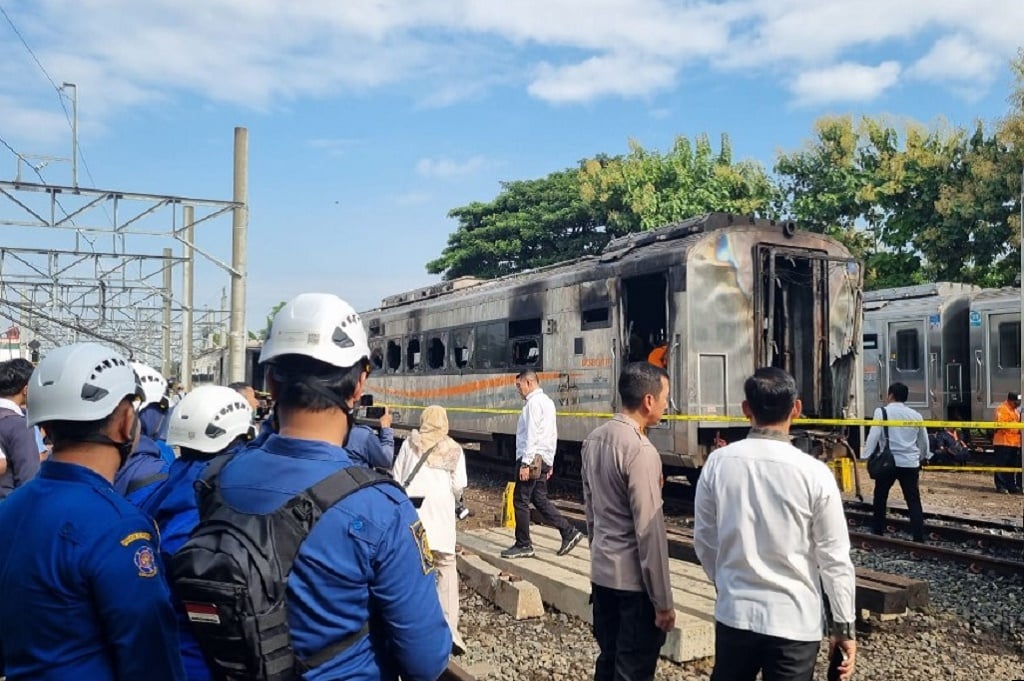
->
[452, 329, 472, 368]
[509, 318, 541, 337]
[386, 340, 401, 372]
[367, 319, 383, 338]
[427, 337, 445, 370]
[895, 329, 920, 371]
[476, 321, 507, 369]
[512, 339, 541, 366]
[862, 333, 878, 350]
[574, 337, 584, 355]
[581, 307, 611, 331]
[406, 338, 421, 371]
[998, 322, 1021, 368]
[369, 345, 384, 371]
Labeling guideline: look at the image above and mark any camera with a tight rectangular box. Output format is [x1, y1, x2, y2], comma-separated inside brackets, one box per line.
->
[455, 503, 470, 520]
[360, 394, 386, 419]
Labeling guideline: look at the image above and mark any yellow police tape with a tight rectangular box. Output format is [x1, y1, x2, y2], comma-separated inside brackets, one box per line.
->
[381, 403, 1024, 430]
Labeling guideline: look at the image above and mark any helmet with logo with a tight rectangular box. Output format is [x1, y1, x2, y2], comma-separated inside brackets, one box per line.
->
[26, 343, 144, 426]
[130, 361, 169, 408]
[166, 385, 254, 454]
[259, 293, 369, 369]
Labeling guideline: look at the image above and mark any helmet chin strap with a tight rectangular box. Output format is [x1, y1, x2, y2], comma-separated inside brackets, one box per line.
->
[275, 370, 356, 447]
[76, 411, 140, 469]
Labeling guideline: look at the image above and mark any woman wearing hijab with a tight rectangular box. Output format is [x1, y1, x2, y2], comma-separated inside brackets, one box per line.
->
[392, 405, 468, 654]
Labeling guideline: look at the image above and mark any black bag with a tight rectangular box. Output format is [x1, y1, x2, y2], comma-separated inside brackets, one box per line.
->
[867, 407, 896, 480]
[170, 455, 400, 681]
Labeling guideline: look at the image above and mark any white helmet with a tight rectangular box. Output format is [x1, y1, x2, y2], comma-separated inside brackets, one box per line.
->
[166, 385, 254, 454]
[130, 361, 168, 407]
[260, 293, 369, 368]
[27, 343, 144, 426]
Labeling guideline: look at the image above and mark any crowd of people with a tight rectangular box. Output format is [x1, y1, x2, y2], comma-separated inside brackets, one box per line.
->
[0, 291, 925, 681]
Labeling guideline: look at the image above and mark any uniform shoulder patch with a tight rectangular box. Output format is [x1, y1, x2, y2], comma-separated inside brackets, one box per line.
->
[119, 531, 152, 547]
[133, 545, 159, 578]
[409, 519, 434, 575]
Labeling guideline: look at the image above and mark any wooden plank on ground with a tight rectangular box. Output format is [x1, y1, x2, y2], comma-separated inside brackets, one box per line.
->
[855, 567, 929, 609]
[855, 576, 909, 614]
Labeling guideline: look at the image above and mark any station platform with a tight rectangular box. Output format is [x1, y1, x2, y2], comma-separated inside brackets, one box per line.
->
[456, 525, 716, 663]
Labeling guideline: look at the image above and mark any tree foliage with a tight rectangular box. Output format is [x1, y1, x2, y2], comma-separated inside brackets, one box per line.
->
[426, 169, 608, 279]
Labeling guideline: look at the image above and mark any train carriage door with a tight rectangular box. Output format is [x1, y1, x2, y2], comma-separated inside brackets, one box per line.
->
[887, 321, 927, 406]
[619, 272, 669, 405]
[986, 312, 1020, 408]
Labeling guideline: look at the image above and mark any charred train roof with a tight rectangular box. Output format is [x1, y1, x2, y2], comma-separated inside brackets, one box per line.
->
[369, 212, 843, 315]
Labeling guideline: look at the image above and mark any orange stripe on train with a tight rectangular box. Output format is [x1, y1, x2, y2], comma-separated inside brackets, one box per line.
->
[370, 371, 569, 399]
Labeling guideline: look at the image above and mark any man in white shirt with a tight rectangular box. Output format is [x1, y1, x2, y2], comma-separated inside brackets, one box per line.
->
[500, 370, 583, 559]
[862, 382, 930, 542]
[694, 367, 857, 681]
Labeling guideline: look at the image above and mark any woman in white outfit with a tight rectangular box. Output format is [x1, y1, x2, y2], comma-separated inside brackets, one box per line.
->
[392, 405, 468, 654]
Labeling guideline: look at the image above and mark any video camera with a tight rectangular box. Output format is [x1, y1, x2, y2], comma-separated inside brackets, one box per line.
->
[359, 394, 386, 419]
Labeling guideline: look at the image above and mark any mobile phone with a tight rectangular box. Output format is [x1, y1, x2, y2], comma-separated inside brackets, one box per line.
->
[365, 406, 385, 419]
[826, 647, 846, 681]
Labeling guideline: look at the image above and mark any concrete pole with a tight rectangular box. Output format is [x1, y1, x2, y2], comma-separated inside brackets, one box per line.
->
[182, 205, 195, 391]
[162, 247, 172, 377]
[228, 127, 248, 383]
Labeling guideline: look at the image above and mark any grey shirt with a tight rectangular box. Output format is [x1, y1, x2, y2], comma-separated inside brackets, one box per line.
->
[581, 414, 673, 611]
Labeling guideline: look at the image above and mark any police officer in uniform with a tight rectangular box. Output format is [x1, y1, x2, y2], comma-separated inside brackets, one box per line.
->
[0, 342, 185, 680]
[214, 293, 452, 680]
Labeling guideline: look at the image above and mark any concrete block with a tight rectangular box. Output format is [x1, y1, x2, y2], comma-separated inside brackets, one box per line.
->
[457, 551, 544, 619]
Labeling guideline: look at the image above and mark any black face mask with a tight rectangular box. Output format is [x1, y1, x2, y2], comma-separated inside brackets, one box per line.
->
[76, 409, 140, 469]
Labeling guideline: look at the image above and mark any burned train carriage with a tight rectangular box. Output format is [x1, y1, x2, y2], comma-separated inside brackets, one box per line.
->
[363, 213, 862, 474]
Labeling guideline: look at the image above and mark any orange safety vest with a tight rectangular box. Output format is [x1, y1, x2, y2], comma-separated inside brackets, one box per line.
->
[993, 401, 1021, 447]
[647, 345, 668, 369]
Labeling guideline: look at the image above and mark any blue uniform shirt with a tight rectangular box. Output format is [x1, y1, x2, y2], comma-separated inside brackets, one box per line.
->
[346, 425, 395, 469]
[0, 460, 186, 681]
[218, 434, 451, 681]
[141, 454, 227, 681]
[114, 433, 173, 507]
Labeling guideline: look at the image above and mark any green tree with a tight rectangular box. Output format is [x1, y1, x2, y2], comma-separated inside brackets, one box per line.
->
[426, 169, 608, 279]
[579, 133, 775, 236]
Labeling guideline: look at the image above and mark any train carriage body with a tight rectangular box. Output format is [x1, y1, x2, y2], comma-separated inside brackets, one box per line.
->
[862, 283, 979, 421]
[969, 287, 1022, 423]
[363, 213, 862, 472]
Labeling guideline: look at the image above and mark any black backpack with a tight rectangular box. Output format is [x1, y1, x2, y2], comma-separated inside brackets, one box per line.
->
[169, 454, 401, 681]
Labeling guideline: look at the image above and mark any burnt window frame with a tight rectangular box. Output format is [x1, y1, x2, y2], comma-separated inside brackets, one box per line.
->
[508, 317, 543, 370]
[475, 320, 508, 370]
[581, 306, 611, 330]
[369, 342, 385, 371]
[406, 336, 423, 373]
[385, 338, 402, 373]
[450, 326, 474, 370]
[998, 321, 1021, 369]
[426, 333, 447, 371]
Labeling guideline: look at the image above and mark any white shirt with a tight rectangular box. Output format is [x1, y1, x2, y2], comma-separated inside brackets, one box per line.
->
[391, 441, 467, 555]
[516, 388, 557, 466]
[694, 435, 857, 641]
[0, 398, 22, 460]
[861, 402, 930, 468]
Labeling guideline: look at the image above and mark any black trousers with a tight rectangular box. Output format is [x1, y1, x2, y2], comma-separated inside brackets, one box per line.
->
[710, 622, 819, 681]
[993, 445, 1022, 491]
[512, 463, 573, 547]
[592, 583, 666, 681]
[872, 466, 924, 542]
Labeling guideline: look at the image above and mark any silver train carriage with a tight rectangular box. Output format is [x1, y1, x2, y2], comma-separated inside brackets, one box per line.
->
[969, 287, 1022, 423]
[862, 283, 979, 421]
[361, 213, 863, 474]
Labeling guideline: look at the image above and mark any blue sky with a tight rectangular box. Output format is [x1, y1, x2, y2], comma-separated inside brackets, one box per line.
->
[1, 0, 1022, 335]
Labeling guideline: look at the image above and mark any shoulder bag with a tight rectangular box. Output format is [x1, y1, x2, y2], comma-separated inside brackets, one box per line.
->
[867, 407, 896, 480]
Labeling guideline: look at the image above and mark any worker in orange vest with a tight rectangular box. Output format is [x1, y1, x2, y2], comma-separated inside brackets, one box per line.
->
[647, 331, 668, 369]
[993, 392, 1022, 494]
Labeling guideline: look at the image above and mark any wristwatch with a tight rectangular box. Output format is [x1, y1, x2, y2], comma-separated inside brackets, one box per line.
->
[830, 620, 856, 640]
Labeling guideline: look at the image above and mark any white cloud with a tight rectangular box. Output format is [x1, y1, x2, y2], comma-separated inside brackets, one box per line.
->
[908, 35, 1000, 85]
[529, 54, 676, 104]
[0, 0, 1022, 132]
[790, 61, 902, 106]
[396, 191, 432, 205]
[416, 156, 488, 179]
[307, 138, 362, 157]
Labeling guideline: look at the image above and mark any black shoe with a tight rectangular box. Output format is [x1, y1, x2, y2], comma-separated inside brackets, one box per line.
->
[500, 544, 535, 559]
[557, 530, 584, 556]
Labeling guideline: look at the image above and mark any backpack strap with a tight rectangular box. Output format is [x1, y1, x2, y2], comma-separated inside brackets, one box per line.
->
[127, 471, 169, 495]
[282, 465, 401, 673]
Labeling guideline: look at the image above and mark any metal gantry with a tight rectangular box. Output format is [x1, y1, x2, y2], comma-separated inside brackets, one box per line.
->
[0, 128, 248, 388]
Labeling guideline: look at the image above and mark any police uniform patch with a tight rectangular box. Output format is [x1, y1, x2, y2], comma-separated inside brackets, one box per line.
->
[134, 545, 158, 578]
[119, 531, 152, 547]
[409, 520, 434, 574]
